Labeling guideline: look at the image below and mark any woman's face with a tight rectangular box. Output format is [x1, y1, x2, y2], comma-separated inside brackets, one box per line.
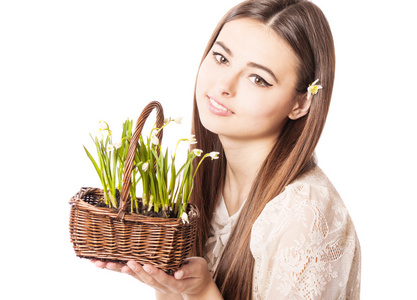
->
[196, 18, 303, 145]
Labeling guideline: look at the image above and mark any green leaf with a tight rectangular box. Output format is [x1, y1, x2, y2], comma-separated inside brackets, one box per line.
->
[83, 145, 102, 180]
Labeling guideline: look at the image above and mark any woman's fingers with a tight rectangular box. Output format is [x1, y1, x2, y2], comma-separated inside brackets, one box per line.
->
[90, 259, 168, 288]
[123, 261, 163, 287]
[142, 264, 178, 287]
[126, 261, 185, 294]
[174, 257, 207, 280]
[92, 259, 110, 269]
[90, 258, 215, 297]
[90, 259, 126, 272]
[105, 261, 124, 270]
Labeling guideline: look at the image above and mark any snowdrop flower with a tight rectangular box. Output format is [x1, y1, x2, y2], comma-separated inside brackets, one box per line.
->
[98, 120, 109, 132]
[181, 212, 189, 224]
[209, 151, 220, 160]
[164, 117, 171, 124]
[307, 79, 323, 100]
[188, 135, 198, 145]
[192, 149, 203, 157]
[151, 131, 159, 146]
[113, 140, 123, 149]
[142, 162, 149, 172]
[97, 120, 111, 141]
[106, 144, 114, 152]
[173, 117, 183, 124]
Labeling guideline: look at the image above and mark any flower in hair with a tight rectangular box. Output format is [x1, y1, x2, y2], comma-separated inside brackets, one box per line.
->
[307, 79, 323, 100]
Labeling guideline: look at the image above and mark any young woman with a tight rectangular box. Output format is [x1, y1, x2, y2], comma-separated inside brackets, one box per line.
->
[93, 0, 361, 299]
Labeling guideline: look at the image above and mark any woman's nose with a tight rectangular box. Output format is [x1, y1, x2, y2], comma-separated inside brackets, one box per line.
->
[215, 69, 237, 98]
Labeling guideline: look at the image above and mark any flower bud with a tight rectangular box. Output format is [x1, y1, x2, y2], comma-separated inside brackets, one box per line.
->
[181, 212, 189, 224]
[142, 162, 149, 172]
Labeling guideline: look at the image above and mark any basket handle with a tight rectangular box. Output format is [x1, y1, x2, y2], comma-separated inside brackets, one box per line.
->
[117, 101, 164, 220]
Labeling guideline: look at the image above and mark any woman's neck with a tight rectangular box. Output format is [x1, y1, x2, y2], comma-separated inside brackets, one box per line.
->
[220, 136, 276, 216]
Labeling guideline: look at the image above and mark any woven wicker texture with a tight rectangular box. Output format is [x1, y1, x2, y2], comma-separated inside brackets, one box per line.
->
[69, 101, 199, 273]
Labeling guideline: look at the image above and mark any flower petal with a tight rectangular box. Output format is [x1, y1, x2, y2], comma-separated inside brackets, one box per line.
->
[192, 149, 203, 156]
[181, 212, 189, 224]
[209, 151, 220, 160]
[113, 140, 123, 149]
[151, 132, 159, 145]
[142, 162, 149, 172]
[173, 117, 183, 124]
[98, 120, 109, 131]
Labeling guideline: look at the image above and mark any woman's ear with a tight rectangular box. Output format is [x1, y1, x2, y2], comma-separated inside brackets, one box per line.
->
[288, 92, 312, 120]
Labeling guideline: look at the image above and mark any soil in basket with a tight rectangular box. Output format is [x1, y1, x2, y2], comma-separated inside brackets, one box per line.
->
[95, 200, 179, 219]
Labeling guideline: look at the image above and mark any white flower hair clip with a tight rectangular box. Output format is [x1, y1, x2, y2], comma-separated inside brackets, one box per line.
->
[307, 79, 323, 100]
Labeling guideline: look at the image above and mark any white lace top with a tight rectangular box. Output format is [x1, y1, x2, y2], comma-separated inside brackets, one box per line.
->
[205, 166, 361, 299]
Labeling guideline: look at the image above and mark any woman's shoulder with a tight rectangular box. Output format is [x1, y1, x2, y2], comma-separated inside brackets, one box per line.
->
[289, 165, 346, 214]
[250, 165, 356, 252]
[258, 165, 346, 220]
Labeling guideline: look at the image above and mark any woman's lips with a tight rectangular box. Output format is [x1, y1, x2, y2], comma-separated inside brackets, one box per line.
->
[206, 96, 234, 116]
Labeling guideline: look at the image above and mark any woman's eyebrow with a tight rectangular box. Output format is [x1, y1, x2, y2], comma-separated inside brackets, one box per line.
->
[214, 41, 233, 56]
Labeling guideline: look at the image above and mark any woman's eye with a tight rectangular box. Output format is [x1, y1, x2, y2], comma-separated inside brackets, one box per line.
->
[213, 52, 228, 65]
[249, 75, 272, 87]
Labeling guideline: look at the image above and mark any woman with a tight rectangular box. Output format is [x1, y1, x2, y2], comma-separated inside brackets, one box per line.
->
[94, 0, 361, 299]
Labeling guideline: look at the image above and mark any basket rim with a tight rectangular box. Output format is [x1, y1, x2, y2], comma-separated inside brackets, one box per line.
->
[69, 187, 199, 225]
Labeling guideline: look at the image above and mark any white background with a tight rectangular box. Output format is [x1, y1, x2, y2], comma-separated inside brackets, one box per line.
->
[1, 0, 416, 299]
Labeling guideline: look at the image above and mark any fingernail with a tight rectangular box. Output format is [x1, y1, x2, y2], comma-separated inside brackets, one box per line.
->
[127, 261, 136, 271]
[143, 265, 151, 274]
[175, 270, 184, 279]
[107, 263, 116, 270]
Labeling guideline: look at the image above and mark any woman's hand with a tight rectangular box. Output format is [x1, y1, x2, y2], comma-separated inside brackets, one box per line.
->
[92, 257, 222, 300]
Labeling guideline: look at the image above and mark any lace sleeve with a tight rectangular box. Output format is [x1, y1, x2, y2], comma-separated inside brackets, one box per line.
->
[250, 179, 361, 300]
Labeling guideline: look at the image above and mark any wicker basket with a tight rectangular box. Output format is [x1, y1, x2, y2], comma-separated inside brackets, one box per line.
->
[69, 101, 199, 273]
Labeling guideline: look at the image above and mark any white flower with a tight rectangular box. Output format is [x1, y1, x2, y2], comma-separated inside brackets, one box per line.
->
[173, 116, 183, 124]
[192, 149, 203, 157]
[113, 140, 123, 149]
[209, 151, 220, 160]
[97, 120, 111, 141]
[181, 212, 189, 224]
[98, 120, 109, 132]
[307, 79, 323, 100]
[106, 140, 122, 152]
[188, 135, 197, 145]
[164, 117, 171, 124]
[151, 131, 159, 145]
[142, 162, 149, 172]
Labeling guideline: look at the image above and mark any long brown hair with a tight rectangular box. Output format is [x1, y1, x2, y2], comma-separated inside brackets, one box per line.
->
[190, 1, 335, 299]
